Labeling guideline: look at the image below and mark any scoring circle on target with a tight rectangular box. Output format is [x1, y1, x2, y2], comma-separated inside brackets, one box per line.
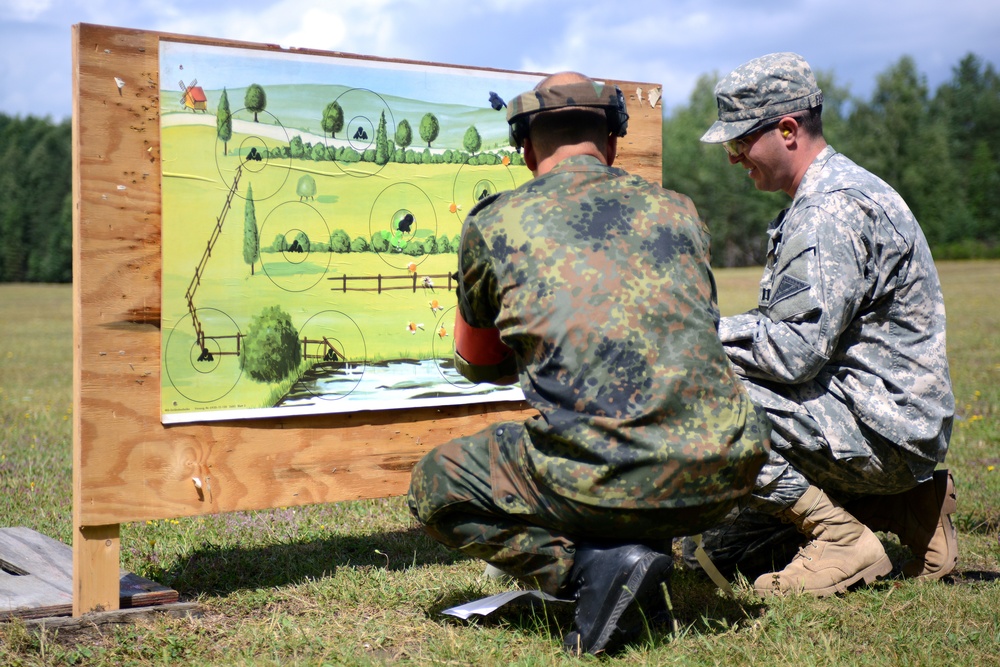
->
[451, 161, 517, 221]
[214, 108, 291, 201]
[164, 308, 243, 404]
[324, 88, 395, 178]
[293, 310, 368, 402]
[259, 201, 332, 292]
[369, 182, 437, 271]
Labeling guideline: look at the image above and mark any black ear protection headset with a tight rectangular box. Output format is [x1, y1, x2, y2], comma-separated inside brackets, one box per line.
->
[506, 81, 629, 152]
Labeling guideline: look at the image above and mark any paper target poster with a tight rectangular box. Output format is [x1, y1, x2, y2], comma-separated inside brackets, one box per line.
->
[159, 41, 534, 424]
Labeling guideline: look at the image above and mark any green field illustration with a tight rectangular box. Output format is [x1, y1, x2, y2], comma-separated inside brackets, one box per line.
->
[159, 41, 536, 423]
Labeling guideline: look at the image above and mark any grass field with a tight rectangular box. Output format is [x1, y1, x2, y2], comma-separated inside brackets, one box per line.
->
[1, 261, 999, 665]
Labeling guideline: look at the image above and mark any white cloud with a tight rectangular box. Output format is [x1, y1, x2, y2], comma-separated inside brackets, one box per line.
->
[0, 0, 52, 21]
[280, 7, 350, 50]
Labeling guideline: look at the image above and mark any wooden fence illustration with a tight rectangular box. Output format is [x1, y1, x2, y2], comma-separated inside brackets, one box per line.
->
[328, 272, 457, 294]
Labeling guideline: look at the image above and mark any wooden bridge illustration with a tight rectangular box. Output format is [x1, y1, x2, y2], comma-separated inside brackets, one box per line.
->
[302, 337, 345, 362]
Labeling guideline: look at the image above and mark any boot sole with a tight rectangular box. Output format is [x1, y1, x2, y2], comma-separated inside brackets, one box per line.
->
[564, 551, 672, 655]
[816, 553, 893, 597]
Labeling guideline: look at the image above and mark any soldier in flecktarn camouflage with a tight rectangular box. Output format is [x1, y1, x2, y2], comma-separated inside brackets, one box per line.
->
[691, 52, 958, 597]
[407, 71, 770, 656]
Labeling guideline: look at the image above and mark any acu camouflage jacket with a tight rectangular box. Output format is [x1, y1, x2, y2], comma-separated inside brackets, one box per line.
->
[719, 146, 954, 463]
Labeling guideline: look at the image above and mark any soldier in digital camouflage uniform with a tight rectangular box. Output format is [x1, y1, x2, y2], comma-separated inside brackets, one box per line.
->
[692, 52, 957, 597]
[407, 71, 770, 655]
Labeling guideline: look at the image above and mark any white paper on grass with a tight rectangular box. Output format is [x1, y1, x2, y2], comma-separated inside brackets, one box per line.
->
[441, 590, 573, 620]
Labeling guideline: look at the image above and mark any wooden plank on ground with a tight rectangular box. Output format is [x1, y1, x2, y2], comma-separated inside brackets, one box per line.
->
[0, 527, 177, 620]
[22, 602, 203, 637]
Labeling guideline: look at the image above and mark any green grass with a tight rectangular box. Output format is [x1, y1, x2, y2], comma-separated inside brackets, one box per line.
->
[2, 262, 999, 665]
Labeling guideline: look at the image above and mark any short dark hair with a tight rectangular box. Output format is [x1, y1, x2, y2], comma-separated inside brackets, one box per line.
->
[527, 107, 609, 155]
[797, 105, 824, 138]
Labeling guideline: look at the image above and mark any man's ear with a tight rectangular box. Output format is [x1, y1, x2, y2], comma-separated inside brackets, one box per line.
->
[523, 137, 538, 174]
[606, 135, 618, 166]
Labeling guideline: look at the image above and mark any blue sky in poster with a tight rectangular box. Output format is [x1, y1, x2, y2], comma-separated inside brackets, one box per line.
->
[3, 0, 1000, 123]
[161, 41, 540, 111]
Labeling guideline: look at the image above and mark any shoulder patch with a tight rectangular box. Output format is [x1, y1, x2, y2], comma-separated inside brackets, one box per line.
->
[770, 274, 810, 306]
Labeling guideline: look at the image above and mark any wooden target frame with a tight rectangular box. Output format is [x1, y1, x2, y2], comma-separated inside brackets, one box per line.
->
[70, 22, 663, 615]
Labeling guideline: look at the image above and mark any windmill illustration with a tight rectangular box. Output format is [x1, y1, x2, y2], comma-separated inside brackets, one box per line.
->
[179, 79, 208, 113]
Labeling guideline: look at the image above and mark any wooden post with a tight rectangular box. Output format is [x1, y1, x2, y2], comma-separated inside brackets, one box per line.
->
[72, 525, 120, 615]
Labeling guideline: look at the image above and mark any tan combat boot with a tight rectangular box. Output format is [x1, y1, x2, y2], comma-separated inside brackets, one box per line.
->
[847, 469, 958, 580]
[754, 486, 893, 597]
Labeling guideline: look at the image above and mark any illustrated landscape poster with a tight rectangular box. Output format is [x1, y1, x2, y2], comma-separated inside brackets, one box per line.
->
[159, 40, 536, 424]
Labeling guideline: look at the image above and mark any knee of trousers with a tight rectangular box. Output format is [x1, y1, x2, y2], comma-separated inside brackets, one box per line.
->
[407, 440, 487, 526]
[407, 448, 445, 525]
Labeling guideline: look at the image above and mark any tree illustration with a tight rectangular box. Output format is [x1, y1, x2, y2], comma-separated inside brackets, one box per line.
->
[217, 88, 232, 156]
[244, 83, 267, 122]
[375, 111, 391, 166]
[243, 182, 259, 275]
[297, 174, 317, 201]
[322, 101, 344, 139]
[329, 229, 350, 253]
[463, 125, 482, 155]
[419, 113, 439, 148]
[292, 231, 310, 253]
[290, 135, 305, 159]
[240, 305, 301, 383]
[395, 119, 412, 149]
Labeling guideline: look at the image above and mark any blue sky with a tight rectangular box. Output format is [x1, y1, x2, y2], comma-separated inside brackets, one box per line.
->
[2, 0, 1000, 122]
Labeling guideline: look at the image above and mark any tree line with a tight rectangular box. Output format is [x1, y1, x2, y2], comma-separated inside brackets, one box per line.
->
[219, 85, 521, 166]
[0, 115, 71, 282]
[2, 52, 997, 282]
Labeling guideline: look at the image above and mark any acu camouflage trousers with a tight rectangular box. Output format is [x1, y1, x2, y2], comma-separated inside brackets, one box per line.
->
[408, 420, 737, 595]
[686, 372, 939, 576]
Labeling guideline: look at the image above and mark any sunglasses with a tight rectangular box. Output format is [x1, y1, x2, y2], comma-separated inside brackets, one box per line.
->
[722, 118, 784, 158]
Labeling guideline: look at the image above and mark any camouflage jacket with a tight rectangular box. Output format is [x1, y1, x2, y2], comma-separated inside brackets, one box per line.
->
[719, 146, 954, 462]
[458, 154, 769, 509]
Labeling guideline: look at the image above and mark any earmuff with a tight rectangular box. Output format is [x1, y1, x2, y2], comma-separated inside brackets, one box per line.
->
[507, 81, 630, 151]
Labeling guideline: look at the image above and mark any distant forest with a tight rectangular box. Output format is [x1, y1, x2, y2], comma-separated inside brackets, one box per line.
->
[1, 53, 997, 283]
[0, 115, 71, 282]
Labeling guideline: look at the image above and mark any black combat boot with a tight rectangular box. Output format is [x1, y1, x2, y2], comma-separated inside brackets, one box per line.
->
[561, 544, 673, 656]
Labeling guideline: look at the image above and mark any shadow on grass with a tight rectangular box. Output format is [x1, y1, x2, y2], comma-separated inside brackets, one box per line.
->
[148, 526, 461, 597]
[949, 569, 1000, 584]
[669, 569, 767, 631]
